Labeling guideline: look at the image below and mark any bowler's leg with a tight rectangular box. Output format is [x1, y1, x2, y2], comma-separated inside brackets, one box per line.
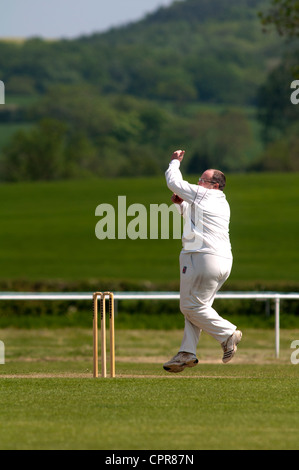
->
[179, 317, 202, 355]
[179, 252, 202, 353]
[180, 253, 236, 344]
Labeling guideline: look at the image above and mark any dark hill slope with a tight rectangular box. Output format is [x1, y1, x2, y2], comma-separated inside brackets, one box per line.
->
[1, 0, 284, 105]
[73, 0, 283, 104]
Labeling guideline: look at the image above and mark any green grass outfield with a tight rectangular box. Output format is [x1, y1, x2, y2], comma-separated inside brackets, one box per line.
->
[0, 328, 299, 450]
[0, 172, 298, 450]
[0, 172, 298, 283]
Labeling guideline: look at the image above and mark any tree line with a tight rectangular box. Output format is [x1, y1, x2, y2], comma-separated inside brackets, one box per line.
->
[0, 0, 298, 181]
[0, 86, 254, 180]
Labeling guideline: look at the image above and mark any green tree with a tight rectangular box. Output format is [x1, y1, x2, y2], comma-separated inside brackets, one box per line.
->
[255, 122, 299, 171]
[259, 0, 299, 38]
[1, 119, 68, 181]
[186, 110, 252, 172]
[256, 51, 299, 144]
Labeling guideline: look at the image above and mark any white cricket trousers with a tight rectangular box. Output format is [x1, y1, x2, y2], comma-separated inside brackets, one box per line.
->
[179, 252, 236, 354]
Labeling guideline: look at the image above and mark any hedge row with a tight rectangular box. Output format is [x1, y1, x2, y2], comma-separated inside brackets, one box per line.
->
[0, 279, 298, 319]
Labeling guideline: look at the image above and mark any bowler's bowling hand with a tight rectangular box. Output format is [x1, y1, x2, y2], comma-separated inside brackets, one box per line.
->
[171, 193, 184, 205]
[171, 150, 185, 162]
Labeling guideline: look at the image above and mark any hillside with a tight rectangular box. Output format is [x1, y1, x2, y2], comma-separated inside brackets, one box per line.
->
[0, 0, 294, 180]
[0, 0, 283, 105]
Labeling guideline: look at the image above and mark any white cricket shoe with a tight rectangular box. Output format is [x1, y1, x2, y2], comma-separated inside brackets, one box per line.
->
[221, 330, 242, 363]
[163, 352, 198, 373]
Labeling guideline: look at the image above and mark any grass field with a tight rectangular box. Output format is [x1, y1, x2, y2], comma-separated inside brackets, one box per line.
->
[0, 172, 298, 450]
[0, 172, 298, 284]
[0, 327, 299, 450]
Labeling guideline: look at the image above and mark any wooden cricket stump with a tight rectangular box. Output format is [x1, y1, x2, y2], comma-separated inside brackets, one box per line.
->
[93, 292, 115, 378]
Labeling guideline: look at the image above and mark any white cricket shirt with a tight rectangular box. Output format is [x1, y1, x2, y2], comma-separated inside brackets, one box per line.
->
[165, 159, 232, 259]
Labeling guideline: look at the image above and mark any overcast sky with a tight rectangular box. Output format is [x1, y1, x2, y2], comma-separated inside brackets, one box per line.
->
[1, 0, 176, 39]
